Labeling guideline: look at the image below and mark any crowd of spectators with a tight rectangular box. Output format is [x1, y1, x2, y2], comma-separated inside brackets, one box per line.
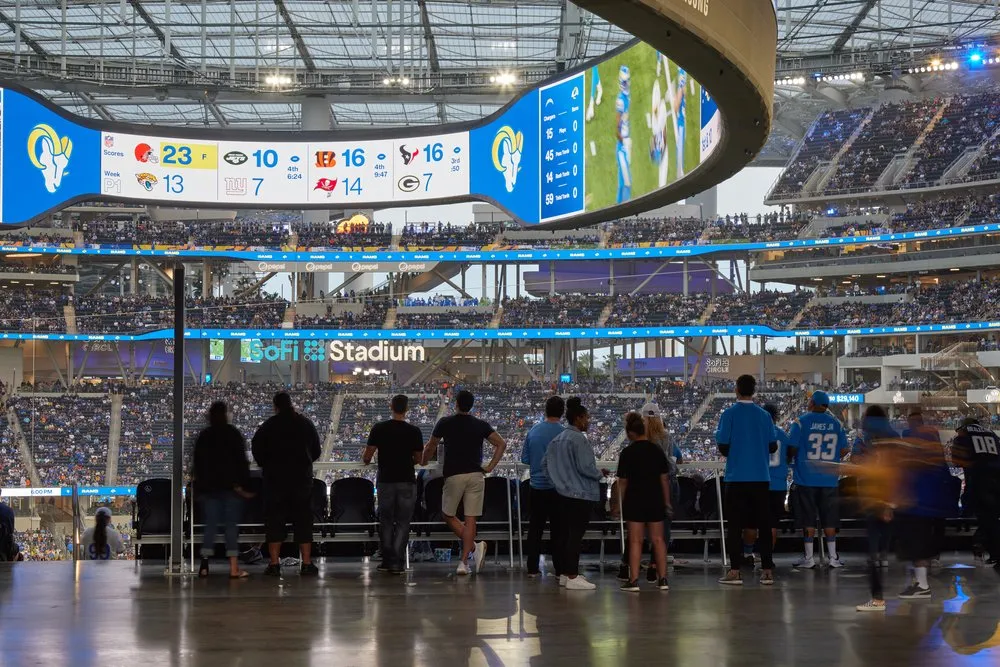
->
[395, 310, 494, 329]
[825, 99, 941, 193]
[78, 218, 190, 246]
[294, 301, 388, 329]
[0, 290, 68, 332]
[0, 262, 75, 275]
[500, 295, 607, 328]
[191, 219, 288, 247]
[14, 530, 65, 561]
[770, 108, 869, 198]
[0, 429, 28, 487]
[706, 289, 814, 328]
[399, 222, 499, 248]
[704, 211, 808, 243]
[902, 92, 1000, 187]
[498, 233, 600, 248]
[606, 217, 706, 245]
[12, 395, 111, 486]
[74, 294, 288, 333]
[607, 293, 710, 327]
[294, 221, 392, 249]
[400, 296, 480, 307]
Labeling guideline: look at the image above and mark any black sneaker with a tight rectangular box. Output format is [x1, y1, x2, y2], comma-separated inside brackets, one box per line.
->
[616, 564, 630, 581]
[898, 584, 931, 599]
[390, 567, 405, 575]
[743, 553, 755, 568]
[657, 577, 670, 591]
[646, 565, 658, 583]
[620, 579, 640, 593]
[263, 564, 282, 577]
[300, 563, 319, 577]
[376, 563, 391, 573]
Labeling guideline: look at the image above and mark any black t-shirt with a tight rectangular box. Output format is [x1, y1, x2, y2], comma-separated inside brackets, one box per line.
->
[617, 439, 670, 519]
[432, 413, 496, 478]
[953, 424, 1000, 483]
[367, 419, 424, 483]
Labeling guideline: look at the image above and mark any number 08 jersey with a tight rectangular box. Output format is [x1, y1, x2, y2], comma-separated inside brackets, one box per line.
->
[788, 411, 848, 488]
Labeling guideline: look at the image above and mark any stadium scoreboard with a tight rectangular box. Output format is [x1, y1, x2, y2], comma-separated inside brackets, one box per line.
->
[0, 41, 721, 227]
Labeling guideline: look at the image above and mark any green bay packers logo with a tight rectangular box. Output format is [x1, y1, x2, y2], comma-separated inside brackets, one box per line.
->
[491, 126, 523, 193]
[27, 124, 73, 194]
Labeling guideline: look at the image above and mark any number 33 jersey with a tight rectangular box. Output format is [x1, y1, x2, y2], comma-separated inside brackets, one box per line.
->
[789, 411, 848, 488]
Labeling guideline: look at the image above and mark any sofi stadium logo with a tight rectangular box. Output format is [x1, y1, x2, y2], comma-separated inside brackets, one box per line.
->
[248, 340, 425, 363]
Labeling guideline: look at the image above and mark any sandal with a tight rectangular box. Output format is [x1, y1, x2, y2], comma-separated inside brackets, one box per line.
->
[229, 570, 249, 579]
[199, 558, 210, 578]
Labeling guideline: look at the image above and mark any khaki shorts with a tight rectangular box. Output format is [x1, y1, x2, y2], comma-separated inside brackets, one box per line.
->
[442, 472, 485, 518]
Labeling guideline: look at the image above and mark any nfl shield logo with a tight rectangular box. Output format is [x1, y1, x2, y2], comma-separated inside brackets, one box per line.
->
[104, 135, 114, 148]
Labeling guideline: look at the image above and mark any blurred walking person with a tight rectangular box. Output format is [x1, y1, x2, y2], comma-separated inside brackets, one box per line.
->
[192, 400, 252, 578]
[363, 394, 424, 574]
[252, 392, 322, 577]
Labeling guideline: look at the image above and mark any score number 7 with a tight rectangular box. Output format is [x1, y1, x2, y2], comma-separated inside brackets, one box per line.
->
[807, 433, 839, 461]
[253, 178, 264, 196]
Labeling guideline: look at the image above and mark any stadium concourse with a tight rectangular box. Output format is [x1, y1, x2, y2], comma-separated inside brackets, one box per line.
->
[8, 0, 1000, 664]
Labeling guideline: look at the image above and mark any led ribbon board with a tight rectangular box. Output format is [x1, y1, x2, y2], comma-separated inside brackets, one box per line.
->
[0, 0, 776, 228]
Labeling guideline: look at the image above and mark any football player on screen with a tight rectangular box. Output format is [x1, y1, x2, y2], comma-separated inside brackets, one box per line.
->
[586, 66, 603, 122]
[616, 65, 632, 203]
[649, 78, 670, 188]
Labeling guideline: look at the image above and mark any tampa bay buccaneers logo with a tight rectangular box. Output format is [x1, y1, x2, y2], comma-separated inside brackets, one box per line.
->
[399, 145, 420, 165]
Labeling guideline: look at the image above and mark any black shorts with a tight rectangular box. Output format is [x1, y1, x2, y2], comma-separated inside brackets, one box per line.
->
[264, 487, 314, 544]
[724, 481, 771, 530]
[894, 513, 938, 562]
[769, 490, 787, 529]
[792, 485, 840, 529]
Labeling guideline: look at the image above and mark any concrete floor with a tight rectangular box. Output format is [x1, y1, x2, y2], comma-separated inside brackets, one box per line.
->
[1, 557, 999, 666]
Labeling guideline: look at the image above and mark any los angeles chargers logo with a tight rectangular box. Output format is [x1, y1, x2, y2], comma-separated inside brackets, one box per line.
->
[491, 126, 523, 193]
[27, 124, 73, 194]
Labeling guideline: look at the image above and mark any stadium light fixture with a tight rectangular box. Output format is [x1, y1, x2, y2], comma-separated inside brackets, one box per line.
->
[264, 73, 292, 87]
[970, 52, 984, 64]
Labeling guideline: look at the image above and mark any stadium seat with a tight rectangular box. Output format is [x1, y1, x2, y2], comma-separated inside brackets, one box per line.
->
[312, 478, 330, 537]
[330, 477, 376, 537]
[135, 478, 172, 537]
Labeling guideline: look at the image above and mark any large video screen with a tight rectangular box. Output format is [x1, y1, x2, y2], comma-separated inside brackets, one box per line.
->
[0, 41, 719, 227]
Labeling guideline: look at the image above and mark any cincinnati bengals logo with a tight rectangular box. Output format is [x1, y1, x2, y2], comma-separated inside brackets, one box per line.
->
[314, 151, 337, 168]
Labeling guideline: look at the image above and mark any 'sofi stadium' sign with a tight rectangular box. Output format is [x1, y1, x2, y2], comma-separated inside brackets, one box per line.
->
[248, 340, 426, 363]
[0, 40, 721, 227]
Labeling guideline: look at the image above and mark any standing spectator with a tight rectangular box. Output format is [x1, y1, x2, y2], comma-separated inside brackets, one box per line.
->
[715, 374, 777, 586]
[852, 406, 896, 570]
[421, 390, 507, 576]
[363, 394, 424, 575]
[192, 401, 251, 579]
[81, 507, 125, 560]
[617, 412, 671, 593]
[788, 390, 849, 570]
[0, 489, 19, 561]
[543, 397, 601, 591]
[951, 418, 1000, 574]
[252, 392, 322, 578]
[521, 395, 565, 578]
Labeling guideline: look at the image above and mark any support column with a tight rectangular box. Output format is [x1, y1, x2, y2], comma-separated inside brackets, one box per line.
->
[682, 259, 689, 297]
[301, 96, 337, 297]
[549, 261, 556, 296]
[169, 262, 185, 573]
[609, 262, 616, 297]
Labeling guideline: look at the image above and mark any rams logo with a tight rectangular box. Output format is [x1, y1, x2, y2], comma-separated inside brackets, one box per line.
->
[491, 126, 523, 193]
[27, 124, 73, 194]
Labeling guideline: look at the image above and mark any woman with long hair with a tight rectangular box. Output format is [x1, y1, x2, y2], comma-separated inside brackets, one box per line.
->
[82, 507, 125, 560]
[617, 412, 671, 592]
[192, 400, 252, 578]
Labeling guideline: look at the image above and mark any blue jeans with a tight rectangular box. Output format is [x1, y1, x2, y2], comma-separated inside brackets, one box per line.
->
[378, 482, 417, 569]
[200, 491, 243, 558]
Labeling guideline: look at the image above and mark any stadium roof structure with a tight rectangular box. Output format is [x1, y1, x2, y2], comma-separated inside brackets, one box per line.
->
[1, 1, 999, 164]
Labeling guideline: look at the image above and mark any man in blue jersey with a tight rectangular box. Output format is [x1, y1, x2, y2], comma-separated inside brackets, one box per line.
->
[672, 67, 688, 178]
[788, 390, 850, 569]
[716, 374, 777, 585]
[764, 403, 793, 549]
[521, 395, 566, 578]
[616, 66, 632, 203]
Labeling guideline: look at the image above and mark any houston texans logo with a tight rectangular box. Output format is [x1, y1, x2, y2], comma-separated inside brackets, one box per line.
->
[399, 145, 419, 165]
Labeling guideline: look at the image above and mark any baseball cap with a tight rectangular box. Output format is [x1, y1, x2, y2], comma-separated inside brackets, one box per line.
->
[640, 402, 660, 419]
[810, 391, 830, 407]
[95, 507, 112, 519]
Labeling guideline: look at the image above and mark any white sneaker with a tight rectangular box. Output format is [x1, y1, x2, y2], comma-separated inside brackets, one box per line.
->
[857, 599, 886, 612]
[558, 575, 567, 587]
[473, 541, 487, 574]
[828, 557, 845, 569]
[794, 556, 817, 569]
[456, 561, 470, 576]
[752, 553, 762, 570]
[565, 576, 596, 591]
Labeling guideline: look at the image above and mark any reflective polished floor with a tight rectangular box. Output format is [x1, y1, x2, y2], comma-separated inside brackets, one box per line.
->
[1, 556, 999, 666]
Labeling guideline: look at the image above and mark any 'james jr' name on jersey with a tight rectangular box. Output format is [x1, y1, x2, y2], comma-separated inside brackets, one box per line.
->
[789, 412, 848, 488]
